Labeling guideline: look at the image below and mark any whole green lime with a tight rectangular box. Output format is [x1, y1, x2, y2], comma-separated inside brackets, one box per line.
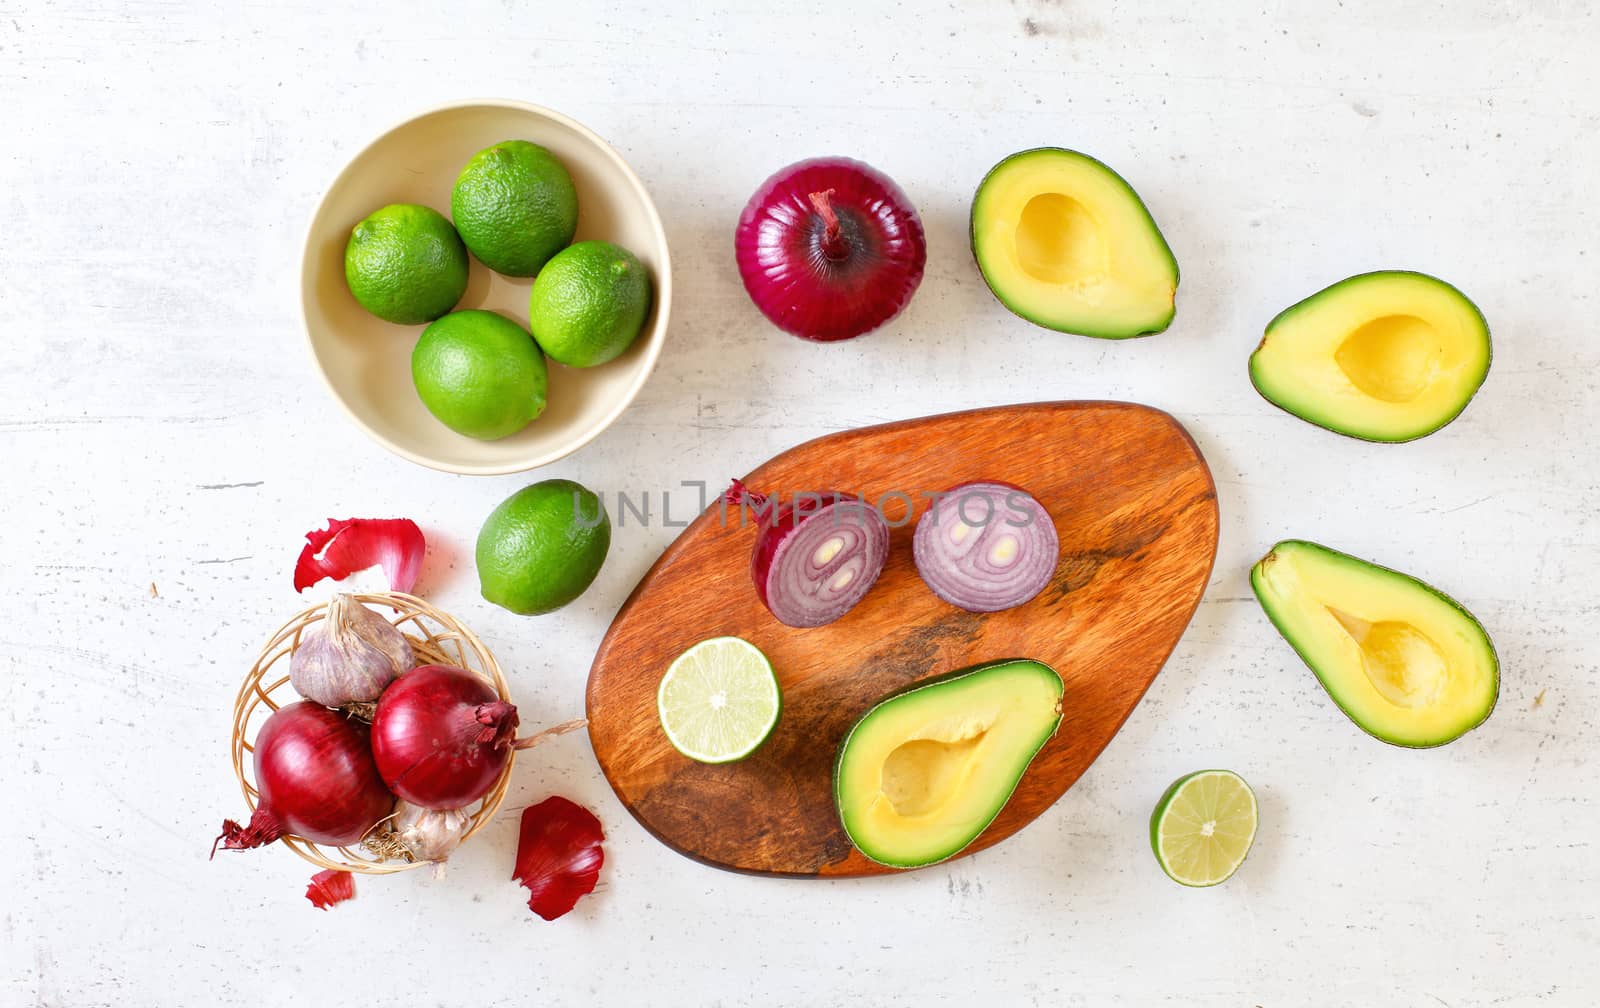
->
[451, 140, 578, 277]
[478, 479, 611, 615]
[527, 241, 652, 368]
[344, 204, 469, 325]
[411, 310, 547, 440]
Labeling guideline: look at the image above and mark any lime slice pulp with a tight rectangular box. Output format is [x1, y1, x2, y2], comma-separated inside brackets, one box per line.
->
[657, 636, 782, 763]
[1150, 769, 1258, 887]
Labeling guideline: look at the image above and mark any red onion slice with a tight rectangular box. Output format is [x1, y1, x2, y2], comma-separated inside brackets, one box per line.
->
[733, 484, 890, 628]
[913, 482, 1059, 613]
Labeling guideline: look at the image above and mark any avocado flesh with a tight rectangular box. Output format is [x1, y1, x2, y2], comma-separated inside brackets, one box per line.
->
[1251, 540, 1498, 748]
[971, 148, 1179, 339]
[1249, 271, 1491, 442]
[834, 659, 1063, 868]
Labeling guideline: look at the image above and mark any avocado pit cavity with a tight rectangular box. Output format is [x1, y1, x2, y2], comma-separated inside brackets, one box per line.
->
[1333, 314, 1442, 403]
[879, 715, 994, 817]
[1015, 192, 1108, 286]
[1331, 609, 1450, 709]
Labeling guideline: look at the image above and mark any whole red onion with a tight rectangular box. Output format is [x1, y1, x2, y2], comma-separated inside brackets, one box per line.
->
[735, 157, 926, 342]
[213, 701, 395, 854]
[370, 665, 518, 810]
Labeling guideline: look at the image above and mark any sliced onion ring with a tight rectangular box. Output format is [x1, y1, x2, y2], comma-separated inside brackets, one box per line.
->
[913, 482, 1058, 613]
[730, 482, 890, 628]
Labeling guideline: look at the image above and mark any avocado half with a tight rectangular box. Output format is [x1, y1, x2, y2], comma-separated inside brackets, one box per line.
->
[1251, 540, 1498, 748]
[834, 658, 1063, 868]
[1249, 270, 1491, 442]
[970, 148, 1179, 339]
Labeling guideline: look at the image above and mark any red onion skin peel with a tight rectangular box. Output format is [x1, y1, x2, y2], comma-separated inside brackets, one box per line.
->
[514, 796, 606, 921]
[293, 518, 425, 594]
[213, 702, 396, 854]
[305, 869, 356, 910]
[735, 157, 926, 342]
[913, 482, 1060, 613]
[726, 481, 890, 628]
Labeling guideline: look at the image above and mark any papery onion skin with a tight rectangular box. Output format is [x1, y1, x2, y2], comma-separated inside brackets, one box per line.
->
[214, 702, 395, 854]
[370, 665, 517, 811]
[305, 869, 356, 910]
[913, 481, 1060, 613]
[514, 796, 605, 922]
[294, 517, 426, 594]
[735, 157, 926, 342]
[729, 481, 890, 628]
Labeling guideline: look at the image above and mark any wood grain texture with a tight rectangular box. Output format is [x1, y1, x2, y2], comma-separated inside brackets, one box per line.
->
[586, 401, 1219, 877]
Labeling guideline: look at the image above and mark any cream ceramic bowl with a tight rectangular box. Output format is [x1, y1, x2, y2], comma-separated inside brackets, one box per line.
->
[301, 100, 671, 475]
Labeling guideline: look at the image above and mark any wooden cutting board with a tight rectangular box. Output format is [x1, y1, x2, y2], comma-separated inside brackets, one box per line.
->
[585, 401, 1218, 877]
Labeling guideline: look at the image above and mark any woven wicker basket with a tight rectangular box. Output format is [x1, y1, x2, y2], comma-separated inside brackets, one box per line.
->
[228, 591, 512, 874]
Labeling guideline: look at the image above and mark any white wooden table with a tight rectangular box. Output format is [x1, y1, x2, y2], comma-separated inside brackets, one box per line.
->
[4, 2, 1595, 1004]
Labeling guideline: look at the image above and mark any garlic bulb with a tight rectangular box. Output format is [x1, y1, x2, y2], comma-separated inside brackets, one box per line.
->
[394, 801, 472, 863]
[289, 594, 414, 707]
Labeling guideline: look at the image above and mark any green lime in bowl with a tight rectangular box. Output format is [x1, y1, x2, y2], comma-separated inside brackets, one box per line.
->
[529, 240, 653, 368]
[344, 204, 468, 325]
[452, 140, 579, 277]
[411, 310, 547, 440]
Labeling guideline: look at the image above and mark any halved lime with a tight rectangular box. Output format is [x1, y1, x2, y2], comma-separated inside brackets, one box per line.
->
[1150, 769, 1258, 887]
[657, 636, 781, 763]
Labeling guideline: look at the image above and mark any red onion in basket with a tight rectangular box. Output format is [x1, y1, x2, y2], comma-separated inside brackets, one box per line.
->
[913, 482, 1059, 613]
[727, 480, 890, 628]
[735, 157, 926, 342]
[370, 665, 586, 811]
[213, 701, 395, 854]
[371, 664, 517, 811]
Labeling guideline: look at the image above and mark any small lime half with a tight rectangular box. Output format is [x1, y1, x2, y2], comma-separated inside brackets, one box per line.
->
[1150, 769, 1258, 887]
[657, 637, 781, 763]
